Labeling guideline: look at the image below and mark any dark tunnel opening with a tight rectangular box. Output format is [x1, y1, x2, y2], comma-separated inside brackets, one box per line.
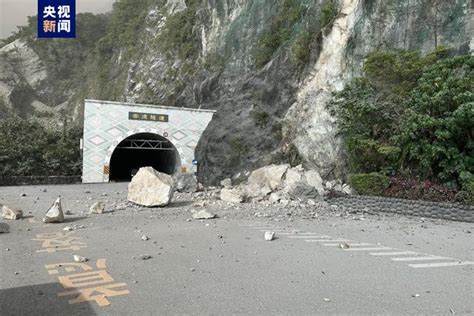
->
[109, 133, 180, 182]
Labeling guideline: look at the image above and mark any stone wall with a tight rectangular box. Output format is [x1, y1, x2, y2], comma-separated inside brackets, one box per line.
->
[330, 195, 474, 223]
[0, 176, 81, 186]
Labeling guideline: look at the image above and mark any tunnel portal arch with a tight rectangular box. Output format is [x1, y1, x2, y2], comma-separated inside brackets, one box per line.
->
[108, 132, 181, 182]
[82, 100, 215, 183]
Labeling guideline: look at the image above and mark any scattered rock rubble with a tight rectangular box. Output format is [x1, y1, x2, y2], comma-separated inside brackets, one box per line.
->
[174, 173, 198, 193]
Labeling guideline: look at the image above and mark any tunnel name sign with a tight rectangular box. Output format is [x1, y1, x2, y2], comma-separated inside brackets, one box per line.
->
[128, 112, 169, 122]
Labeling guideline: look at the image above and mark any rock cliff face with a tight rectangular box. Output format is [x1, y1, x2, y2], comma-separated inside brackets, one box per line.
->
[1, 0, 472, 184]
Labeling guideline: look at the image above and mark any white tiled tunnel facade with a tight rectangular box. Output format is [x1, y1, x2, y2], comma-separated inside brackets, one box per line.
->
[82, 100, 215, 183]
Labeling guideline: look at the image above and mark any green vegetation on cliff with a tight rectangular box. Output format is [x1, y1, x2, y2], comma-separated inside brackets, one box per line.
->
[0, 118, 81, 177]
[328, 48, 473, 202]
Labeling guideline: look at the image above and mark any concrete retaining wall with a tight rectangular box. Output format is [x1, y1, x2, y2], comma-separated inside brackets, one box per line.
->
[329, 195, 473, 223]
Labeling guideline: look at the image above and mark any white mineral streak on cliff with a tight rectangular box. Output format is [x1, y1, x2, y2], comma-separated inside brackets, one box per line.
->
[284, 0, 362, 178]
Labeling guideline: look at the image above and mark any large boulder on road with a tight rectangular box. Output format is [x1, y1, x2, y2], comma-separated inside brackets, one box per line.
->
[128, 167, 174, 207]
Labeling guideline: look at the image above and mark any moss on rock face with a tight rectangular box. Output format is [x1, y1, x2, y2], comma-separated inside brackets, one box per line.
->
[350, 172, 390, 196]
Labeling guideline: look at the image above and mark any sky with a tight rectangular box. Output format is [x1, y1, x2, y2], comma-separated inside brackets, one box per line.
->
[0, 0, 115, 39]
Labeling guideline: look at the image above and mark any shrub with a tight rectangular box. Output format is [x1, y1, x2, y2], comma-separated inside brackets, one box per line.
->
[255, 0, 304, 67]
[252, 110, 270, 128]
[291, 32, 312, 65]
[384, 177, 458, 202]
[397, 55, 474, 186]
[321, 0, 337, 28]
[455, 180, 474, 206]
[350, 172, 390, 196]
[328, 48, 472, 193]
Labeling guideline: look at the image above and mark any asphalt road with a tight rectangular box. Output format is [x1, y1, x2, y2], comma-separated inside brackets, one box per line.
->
[1, 183, 473, 315]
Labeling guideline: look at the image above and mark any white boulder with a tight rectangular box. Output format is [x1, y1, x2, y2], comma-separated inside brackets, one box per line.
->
[128, 167, 174, 207]
[43, 197, 64, 223]
[2, 205, 23, 220]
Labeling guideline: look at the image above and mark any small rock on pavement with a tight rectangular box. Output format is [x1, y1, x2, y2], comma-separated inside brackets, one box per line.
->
[73, 255, 88, 263]
[43, 197, 64, 223]
[90, 202, 105, 214]
[264, 231, 275, 241]
[141, 235, 149, 241]
[2, 205, 23, 220]
[339, 242, 350, 249]
[140, 254, 152, 260]
[192, 210, 216, 220]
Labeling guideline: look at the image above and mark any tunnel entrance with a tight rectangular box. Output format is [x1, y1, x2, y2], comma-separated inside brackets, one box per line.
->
[109, 133, 180, 182]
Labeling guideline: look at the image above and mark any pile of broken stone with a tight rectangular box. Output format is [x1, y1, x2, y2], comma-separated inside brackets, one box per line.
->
[219, 164, 352, 205]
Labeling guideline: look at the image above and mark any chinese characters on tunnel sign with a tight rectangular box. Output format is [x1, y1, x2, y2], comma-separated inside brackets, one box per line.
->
[129, 112, 169, 122]
[38, 0, 76, 38]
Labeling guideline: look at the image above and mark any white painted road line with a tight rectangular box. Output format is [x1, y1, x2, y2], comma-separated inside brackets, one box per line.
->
[391, 256, 451, 262]
[369, 251, 416, 256]
[345, 247, 392, 251]
[288, 235, 331, 239]
[409, 261, 474, 268]
[250, 227, 280, 230]
[323, 243, 373, 247]
[276, 232, 302, 235]
[305, 239, 350, 243]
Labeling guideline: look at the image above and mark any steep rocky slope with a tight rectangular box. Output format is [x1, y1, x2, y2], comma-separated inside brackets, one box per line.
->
[0, 0, 472, 184]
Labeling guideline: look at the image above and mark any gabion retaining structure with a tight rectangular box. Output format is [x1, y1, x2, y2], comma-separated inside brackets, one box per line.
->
[0, 176, 82, 186]
[329, 195, 474, 223]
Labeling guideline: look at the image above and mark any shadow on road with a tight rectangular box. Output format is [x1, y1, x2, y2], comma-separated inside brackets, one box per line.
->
[0, 282, 97, 315]
[169, 200, 193, 207]
[0, 222, 9, 233]
[63, 216, 89, 223]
